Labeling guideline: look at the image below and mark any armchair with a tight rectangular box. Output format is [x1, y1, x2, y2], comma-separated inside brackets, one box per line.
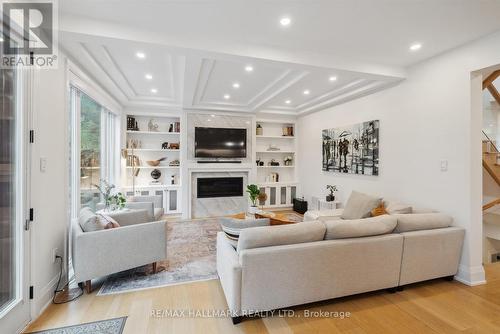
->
[71, 212, 167, 293]
[128, 195, 165, 220]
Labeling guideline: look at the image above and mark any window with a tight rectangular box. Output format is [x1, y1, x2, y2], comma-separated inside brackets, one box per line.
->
[70, 87, 118, 216]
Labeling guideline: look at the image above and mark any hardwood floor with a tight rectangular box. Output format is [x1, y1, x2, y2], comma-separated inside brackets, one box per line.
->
[25, 264, 500, 334]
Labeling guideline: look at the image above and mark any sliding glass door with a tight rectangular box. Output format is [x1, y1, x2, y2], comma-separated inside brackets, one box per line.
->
[0, 68, 31, 332]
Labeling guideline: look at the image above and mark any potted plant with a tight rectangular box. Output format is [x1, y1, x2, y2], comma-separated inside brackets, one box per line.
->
[246, 184, 261, 214]
[326, 185, 338, 202]
[94, 179, 127, 211]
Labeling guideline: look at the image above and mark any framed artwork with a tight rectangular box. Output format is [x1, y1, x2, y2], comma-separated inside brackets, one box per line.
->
[322, 120, 379, 175]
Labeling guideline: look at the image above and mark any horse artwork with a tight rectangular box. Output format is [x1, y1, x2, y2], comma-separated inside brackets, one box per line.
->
[322, 120, 379, 175]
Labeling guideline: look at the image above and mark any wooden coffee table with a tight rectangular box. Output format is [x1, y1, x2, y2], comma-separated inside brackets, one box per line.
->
[255, 212, 303, 225]
[229, 211, 303, 225]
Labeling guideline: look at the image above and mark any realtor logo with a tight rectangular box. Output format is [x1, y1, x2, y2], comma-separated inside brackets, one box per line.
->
[1, 0, 58, 68]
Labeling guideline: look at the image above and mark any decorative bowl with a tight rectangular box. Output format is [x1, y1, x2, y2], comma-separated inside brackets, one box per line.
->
[146, 160, 161, 167]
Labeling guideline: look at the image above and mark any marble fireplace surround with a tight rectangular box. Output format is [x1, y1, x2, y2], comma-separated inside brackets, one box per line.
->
[190, 170, 250, 218]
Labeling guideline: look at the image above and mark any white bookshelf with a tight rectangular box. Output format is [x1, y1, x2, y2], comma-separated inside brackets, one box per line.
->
[255, 119, 298, 208]
[123, 113, 182, 214]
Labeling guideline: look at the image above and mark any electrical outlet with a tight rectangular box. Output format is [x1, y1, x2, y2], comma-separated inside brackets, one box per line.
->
[52, 248, 59, 263]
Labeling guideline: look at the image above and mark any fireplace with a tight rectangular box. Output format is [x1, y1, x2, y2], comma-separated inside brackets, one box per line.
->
[197, 177, 243, 198]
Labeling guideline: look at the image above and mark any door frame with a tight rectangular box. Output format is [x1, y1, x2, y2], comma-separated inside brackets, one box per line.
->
[0, 67, 34, 333]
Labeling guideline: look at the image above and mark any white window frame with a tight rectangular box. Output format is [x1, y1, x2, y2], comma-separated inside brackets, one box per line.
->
[68, 61, 122, 218]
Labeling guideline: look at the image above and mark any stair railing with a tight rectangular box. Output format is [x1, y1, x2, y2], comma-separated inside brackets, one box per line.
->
[483, 130, 500, 158]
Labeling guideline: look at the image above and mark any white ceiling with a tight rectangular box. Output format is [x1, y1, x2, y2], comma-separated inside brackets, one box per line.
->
[59, 0, 500, 67]
[58, 0, 500, 115]
[61, 33, 400, 115]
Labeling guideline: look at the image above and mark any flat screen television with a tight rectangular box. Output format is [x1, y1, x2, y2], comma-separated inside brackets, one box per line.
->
[195, 127, 247, 158]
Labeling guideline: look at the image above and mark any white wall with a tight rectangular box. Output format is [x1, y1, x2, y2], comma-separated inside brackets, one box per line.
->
[31, 60, 69, 316]
[298, 30, 500, 286]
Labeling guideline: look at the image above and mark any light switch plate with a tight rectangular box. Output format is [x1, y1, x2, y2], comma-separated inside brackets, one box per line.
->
[40, 157, 47, 172]
[440, 160, 448, 172]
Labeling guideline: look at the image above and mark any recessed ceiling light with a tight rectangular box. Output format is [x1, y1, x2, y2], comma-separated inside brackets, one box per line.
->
[245, 65, 253, 72]
[285, 100, 291, 104]
[409, 43, 422, 51]
[303, 90, 310, 95]
[0, 37, 4, 42]
[329, 76, 337, 82]
[223, 94, 231, 100]
[145, 74, 153, 80]
[280, 17, 291, 26]
[136, 52, 146, 59]
[232, 82, 240, 89]
[211, 114, 216, 117]
[151, 88, 158, 93]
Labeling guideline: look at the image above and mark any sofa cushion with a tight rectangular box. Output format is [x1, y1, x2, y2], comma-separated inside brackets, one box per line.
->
[384, 200, 413, 214]
[393, 213, 452, 233]
[324, 215, 397, 239]
[341, 191, 382, 219]
[237, 222, 326, 253]
[303, 209, 343, 222]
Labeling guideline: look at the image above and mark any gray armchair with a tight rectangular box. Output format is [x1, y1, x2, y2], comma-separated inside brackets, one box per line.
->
[128, 195, 165, 220]
[71, 210, 167, 293]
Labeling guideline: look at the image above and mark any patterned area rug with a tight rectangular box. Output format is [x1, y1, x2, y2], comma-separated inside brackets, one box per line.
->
[98, 219, 221, 295]
[28, 317, 127, 334]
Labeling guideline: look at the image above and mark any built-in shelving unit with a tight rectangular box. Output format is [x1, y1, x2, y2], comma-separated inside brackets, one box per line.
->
[126, 131, 181, 135]
[255, 119, 298, 209]
[123, 113, 182, 215]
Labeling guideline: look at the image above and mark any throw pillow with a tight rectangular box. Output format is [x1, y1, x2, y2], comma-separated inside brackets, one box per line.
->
[371, 203, 388, 217]
[341, 191, 382, 219]
[78, 207, 102, 232]
[97, 214, 120, 229]
[220, 217, 270, 247]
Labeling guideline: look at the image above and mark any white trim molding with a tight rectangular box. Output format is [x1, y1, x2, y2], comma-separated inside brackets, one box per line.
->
[455, 264, 486, 286]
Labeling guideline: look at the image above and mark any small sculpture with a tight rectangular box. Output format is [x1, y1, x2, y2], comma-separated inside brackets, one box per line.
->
[168, 143, 180, 150]
[150, 169, 162, 184]
[169, 159, 180, 166]
[161, 142, 169, 149]
[168, 124, 174, 132]
[148, 119, 159, 132]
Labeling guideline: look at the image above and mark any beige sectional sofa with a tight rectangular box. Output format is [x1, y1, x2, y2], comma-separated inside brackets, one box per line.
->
[217, 212, 464, 324]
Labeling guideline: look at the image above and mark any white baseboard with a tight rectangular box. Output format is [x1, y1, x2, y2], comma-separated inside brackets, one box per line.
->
[31, 274, 60, 319]
[455, 264, 486, 286]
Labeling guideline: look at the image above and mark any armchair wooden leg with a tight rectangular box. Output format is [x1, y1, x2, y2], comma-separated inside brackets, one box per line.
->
[85, 280, 92, 294]
[152, 262, 157, 274]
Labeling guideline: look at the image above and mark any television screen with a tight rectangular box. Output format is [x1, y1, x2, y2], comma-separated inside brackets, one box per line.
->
[195, 127, 247, 158]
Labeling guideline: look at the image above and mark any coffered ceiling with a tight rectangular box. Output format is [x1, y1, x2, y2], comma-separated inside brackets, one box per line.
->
[58, 0, 500, 115]
[60, 33, 401, 115]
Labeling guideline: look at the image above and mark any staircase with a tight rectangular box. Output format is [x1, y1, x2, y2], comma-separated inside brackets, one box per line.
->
[483, 70, 500, 264]
[482, 132, 500, 185]
[482, 70, 500, 186]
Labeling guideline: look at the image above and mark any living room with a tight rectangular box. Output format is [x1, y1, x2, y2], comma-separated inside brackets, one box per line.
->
[2, 1, 500, 333]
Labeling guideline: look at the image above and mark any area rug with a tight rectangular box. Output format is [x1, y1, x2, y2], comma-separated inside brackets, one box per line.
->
[28, 317, 127, 334]
[98, 219, 221, 295]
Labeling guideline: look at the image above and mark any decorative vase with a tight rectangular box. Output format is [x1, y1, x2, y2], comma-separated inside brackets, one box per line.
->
[248, 206, 258, 214]
[256, 124, 263, 136]
[326, 195, 335, 202]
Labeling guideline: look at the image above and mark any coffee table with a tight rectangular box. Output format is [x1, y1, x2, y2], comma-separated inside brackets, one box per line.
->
[229, 211, 303, 225]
